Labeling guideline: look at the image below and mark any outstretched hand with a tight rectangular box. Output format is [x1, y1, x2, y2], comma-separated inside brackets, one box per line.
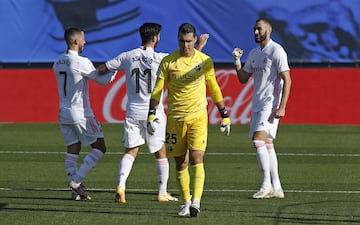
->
[232, 48, 243, 66]
[196, 34, 209, 51]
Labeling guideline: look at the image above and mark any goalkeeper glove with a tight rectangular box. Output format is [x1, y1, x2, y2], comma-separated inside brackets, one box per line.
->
[232, 48, 242, 66]
[219, 108, 231, 136]
[147, 109, 159, 135]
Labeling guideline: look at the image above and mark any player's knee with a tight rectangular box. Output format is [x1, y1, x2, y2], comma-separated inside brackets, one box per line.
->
[125, 147, 139, 158]
[252, 140, 265, 149]
[91, 138, 106, 153]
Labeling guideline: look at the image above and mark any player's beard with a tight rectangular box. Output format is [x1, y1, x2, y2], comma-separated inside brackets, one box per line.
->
[154, 39, 159, 48]
[78, 44, 84, 53]
[255, 31, 267, 43]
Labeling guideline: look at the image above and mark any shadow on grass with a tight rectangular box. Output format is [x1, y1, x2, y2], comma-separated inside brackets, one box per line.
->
[0, 203, 8, 210]
[261, 200, 360, 224]
[0, 190, 181, 217]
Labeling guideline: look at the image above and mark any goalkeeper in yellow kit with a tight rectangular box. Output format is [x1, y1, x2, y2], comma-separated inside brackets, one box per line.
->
[147, 23, 231, 217]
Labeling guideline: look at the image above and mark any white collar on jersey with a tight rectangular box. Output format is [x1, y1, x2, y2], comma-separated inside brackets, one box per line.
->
[67, 49, 79, 55]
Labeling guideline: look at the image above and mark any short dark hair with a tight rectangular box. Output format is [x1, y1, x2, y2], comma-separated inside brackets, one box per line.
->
[139, 23, 162, 45]
[256, 18, 272, 28]
[64, 27, 83, 46]
[178, 23, 196, 38]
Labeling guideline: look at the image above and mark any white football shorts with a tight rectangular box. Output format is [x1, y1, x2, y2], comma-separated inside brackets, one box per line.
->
[60, 117, 104, 146]
[124, 110, 166, 153]
[249, 108, 279, 140]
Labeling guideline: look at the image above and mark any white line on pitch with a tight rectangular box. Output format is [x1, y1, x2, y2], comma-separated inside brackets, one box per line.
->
[1, 187, 360, 194]
[1, 151, 360, 157]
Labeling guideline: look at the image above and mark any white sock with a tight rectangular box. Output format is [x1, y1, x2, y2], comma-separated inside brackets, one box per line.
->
[266, 144, 282, 191]
[74, 148, 104, 183]
[118, 153, 135, 189]
[253, 140, 271, 188]
[65, 153, 78, 182]
[155, 158, 169, 195]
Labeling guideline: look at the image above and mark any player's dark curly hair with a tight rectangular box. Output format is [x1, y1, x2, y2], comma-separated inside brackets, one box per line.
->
[256, 18, 272, 28]
[139, 23, 162, 45]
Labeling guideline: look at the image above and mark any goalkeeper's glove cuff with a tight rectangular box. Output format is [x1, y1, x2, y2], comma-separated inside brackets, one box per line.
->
[219, 108, 231, 136]
[148, 108, 156, 116]
[219, 107, 229, 118]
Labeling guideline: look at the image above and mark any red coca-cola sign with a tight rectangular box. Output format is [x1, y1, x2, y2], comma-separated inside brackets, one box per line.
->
[1, 68, 360, 124]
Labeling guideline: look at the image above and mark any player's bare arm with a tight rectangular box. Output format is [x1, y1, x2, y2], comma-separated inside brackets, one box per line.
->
[236, 68, 252, 84]
[275, 70, 291, 118]
[195, 34, 209, 51]
[97, 64, 109, 75]
[232, 47, 251, 83]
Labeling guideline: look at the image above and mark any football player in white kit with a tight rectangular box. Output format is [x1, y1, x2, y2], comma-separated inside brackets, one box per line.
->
[232, 18, 292, 199]
[97, 22, 208, 203]
[53, 27, 116, 200]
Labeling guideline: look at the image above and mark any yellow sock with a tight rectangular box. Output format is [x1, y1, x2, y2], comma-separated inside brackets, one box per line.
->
[191, 163, 205, 202]
[176, 167, 191, 202]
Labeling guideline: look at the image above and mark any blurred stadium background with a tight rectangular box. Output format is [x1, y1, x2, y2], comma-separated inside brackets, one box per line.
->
[1, 0, 360, 125]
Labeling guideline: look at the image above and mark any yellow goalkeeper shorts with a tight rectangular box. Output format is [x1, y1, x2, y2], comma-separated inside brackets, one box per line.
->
[166, 109, 208, 157]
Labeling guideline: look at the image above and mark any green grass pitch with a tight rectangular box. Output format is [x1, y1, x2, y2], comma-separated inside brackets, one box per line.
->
[0, 123, 360, 225]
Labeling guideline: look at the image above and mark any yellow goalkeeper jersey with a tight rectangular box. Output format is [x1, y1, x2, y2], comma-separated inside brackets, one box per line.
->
[151, 49, 223, 120]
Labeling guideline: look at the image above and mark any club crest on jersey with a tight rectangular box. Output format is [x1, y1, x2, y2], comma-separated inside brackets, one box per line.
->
[263, 56, 268, 65]
[195, 64, 201, 71]
[167, 145, 173, 152]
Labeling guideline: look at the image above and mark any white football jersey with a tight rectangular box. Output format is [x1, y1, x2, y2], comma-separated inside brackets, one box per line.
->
[53, 50, 114, 124]
[106, 46, 167, 120]
[243, 39, 290, 112]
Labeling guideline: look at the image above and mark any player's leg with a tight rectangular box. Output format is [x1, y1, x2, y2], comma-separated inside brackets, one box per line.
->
[264, 111, 284, 198]
[115, 117, 144, 203]
[250, 111, 273, 199]
[65, 152, 79, 183]
[115, 147, 138, 203]
[66, 142, 82, 200]
[70, 117, 105, 200]
[266, 142, 284, 198]
[74, 117, 106, 183]
[70, 139, 103, 201]
[167, 118, 191, 216]
[60, 124, 81, 183]
[154, 146, 178, 201]
[60, 124, 85, 200]
[188, 111, 208, 217]
[154, 146, 169, 195]
[174, 153, 191, 216]
[147, 111, 177, 201]
[189, 152, 204, 217]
